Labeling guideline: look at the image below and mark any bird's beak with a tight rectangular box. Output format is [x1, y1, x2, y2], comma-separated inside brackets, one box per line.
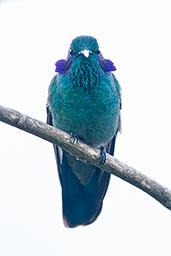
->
[80, 49, 91, 58]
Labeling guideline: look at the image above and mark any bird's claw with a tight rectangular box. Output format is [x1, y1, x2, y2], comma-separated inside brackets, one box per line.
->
[70, 133, 79, 144]
[98, 146, 106, 164]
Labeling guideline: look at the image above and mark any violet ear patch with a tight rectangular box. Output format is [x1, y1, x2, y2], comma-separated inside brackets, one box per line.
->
[100, 58, 116, 72]
[55, 59, 67, 74]
[104, 59, 116, 71]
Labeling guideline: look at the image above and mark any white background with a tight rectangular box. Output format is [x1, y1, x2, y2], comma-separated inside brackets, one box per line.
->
[0, 0, 171, 255]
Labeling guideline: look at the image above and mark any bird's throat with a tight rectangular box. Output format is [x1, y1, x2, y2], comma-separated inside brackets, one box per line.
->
[69, 54, 100, 89]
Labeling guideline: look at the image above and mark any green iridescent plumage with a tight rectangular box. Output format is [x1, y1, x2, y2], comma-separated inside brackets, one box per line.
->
[70, 53, 100, 89]
[48, 71, 120, 146]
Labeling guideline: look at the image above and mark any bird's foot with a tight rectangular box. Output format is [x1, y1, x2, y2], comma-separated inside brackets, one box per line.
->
[70, 133, 79, 144]
[98, 146, 106, 164]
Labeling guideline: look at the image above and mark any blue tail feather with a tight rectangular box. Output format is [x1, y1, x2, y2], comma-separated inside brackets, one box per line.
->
[55, 148, 111, 227]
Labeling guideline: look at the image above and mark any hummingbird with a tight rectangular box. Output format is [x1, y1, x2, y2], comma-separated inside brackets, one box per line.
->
[47, 36, 121, 227]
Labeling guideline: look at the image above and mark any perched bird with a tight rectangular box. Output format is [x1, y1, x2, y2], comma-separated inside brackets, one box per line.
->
[47, 36, 121, 227]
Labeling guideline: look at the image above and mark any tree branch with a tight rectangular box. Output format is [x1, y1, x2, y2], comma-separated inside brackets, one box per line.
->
[0, 105, 171, 210]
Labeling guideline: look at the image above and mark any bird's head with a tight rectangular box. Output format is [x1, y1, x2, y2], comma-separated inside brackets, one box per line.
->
[69, 36, 99, 58]
[55, 36, 116, 87]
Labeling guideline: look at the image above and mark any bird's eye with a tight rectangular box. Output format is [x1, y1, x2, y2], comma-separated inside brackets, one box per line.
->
[96, 49, 100, 54]
[69, 49, 74, 56]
